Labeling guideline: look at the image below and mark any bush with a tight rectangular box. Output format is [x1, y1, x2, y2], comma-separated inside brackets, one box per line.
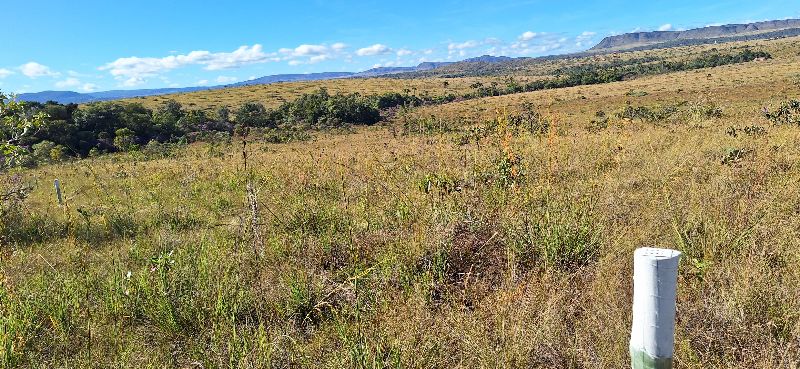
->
[263, 128, 313, 144]
[114, 128, 138, 152]
[763, 99, 800, 126]
[50, 145, 69, 162]
[31, 140, 56, 164]
[0, 175, 31, 245]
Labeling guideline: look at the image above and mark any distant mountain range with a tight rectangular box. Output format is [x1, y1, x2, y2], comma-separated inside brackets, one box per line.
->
[592, 19, 800, 51]
[17, 62, 454, 104]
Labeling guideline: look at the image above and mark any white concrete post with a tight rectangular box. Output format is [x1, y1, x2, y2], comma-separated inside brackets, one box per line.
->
[54, 179, 63, 206]
[630, 247, 682, 369]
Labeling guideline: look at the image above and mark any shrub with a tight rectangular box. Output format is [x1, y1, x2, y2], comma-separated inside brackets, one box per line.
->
[763, 99, 800, 126]
[587, 110, 609, 132]
[262, 127, 313, 144]
[31, 140, 56, 164]
[114, 128, 138, 152]
[0, 175, 31, 245]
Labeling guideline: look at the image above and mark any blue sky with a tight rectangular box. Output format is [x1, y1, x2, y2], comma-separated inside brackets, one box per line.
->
[2, 0, 798, 93]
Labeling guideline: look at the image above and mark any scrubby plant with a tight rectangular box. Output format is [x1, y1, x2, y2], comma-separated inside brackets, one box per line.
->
[587, 110, 610, 132]
[763, 99, 800, 125]
[511, 198, 602, 273]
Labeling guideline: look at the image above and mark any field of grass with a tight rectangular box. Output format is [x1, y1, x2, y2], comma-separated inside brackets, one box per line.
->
[2, 36, 800, 368]
[120, 77, 493, 112]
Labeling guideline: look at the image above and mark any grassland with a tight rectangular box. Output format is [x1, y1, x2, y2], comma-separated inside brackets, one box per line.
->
[2, 36, 800, 368]
[120, 77, 493, 112]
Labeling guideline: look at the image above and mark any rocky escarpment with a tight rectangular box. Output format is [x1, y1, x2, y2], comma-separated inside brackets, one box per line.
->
[592, 19, 800, 50]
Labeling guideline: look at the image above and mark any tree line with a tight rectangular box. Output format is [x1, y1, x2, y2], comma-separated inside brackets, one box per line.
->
[1, 89, 431, 168]
[463, 49, 771, 98]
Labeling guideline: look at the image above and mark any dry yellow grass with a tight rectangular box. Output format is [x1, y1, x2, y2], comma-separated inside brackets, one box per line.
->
[120, 77, 492, 112]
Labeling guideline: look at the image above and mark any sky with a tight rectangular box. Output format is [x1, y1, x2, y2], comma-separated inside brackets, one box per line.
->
[1, 0, 799, 94]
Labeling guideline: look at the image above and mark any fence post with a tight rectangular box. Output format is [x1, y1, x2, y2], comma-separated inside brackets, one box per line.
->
[54, 179, 63, 206]
[630, 247, 681, 369]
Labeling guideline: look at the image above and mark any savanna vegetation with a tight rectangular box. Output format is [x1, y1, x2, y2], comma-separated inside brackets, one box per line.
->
[1, 35, 799, 369]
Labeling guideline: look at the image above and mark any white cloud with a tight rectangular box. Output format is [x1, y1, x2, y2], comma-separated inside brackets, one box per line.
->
[196, 79, 209, 86]
[448, 40, 480, 51]
[519, 31, 538, 41]
[372, 61, 399, 69]
[396, 49, 413, 57]
[279, 43, 349, 64]
[658, 24, 674, 31]
[0, 68, 12, 78]
[575, 31, 598, 48]
[81, 83, 99, 92]
[67, 70, 89, 77]
[289, 44, 328, 57]
[55, 77, 81, 89]
[356, 44, 392, 56]
[55, 77, 100, 92]
[121, 77, 146, 87]
[20, 62, 59, 78]
[216, 75, 238, 84]
[100, 44, 273, 85]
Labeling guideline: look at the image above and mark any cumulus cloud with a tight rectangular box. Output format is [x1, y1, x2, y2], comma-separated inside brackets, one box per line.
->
[518, 31, 538, 41]
[81, 83, 99, 92]
[20, 62, 59, 78]
[55, 77, 100, 92]
[372, 61, 399, 69]
[658, 24, 674, 31]
[0, 68, 12, 78]
[396, 49, 413, 57]
[448, 40, 480, 51]
[575, 31, 598, 48]
[356, 44, 392, 56]
[284, 44, 328, 57]
[216, 76, 238, 84]
[279, 43, 349, 64]
[100, 44, 274, 86]
[196, 79, 209, 86]
[55, 77, 81, 88]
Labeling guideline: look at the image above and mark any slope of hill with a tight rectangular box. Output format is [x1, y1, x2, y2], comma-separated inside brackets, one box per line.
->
[230, 72, 355, 87]
[592, 18, 800, 50]
[351, 62, 452, 78]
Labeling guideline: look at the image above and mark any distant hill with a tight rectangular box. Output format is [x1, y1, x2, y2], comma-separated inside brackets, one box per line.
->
[352, 62, 452, 78]
[230, 72, 355, 87]
[461, 55, 513, 63]
[592, 19, 800, 51]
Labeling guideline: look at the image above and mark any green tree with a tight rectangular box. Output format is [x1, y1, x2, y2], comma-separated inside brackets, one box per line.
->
[0, 91, 48, 168]
[235, 102, 271, 127]
[114, 128, 138, 151]
[152, 100, 184, 137]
